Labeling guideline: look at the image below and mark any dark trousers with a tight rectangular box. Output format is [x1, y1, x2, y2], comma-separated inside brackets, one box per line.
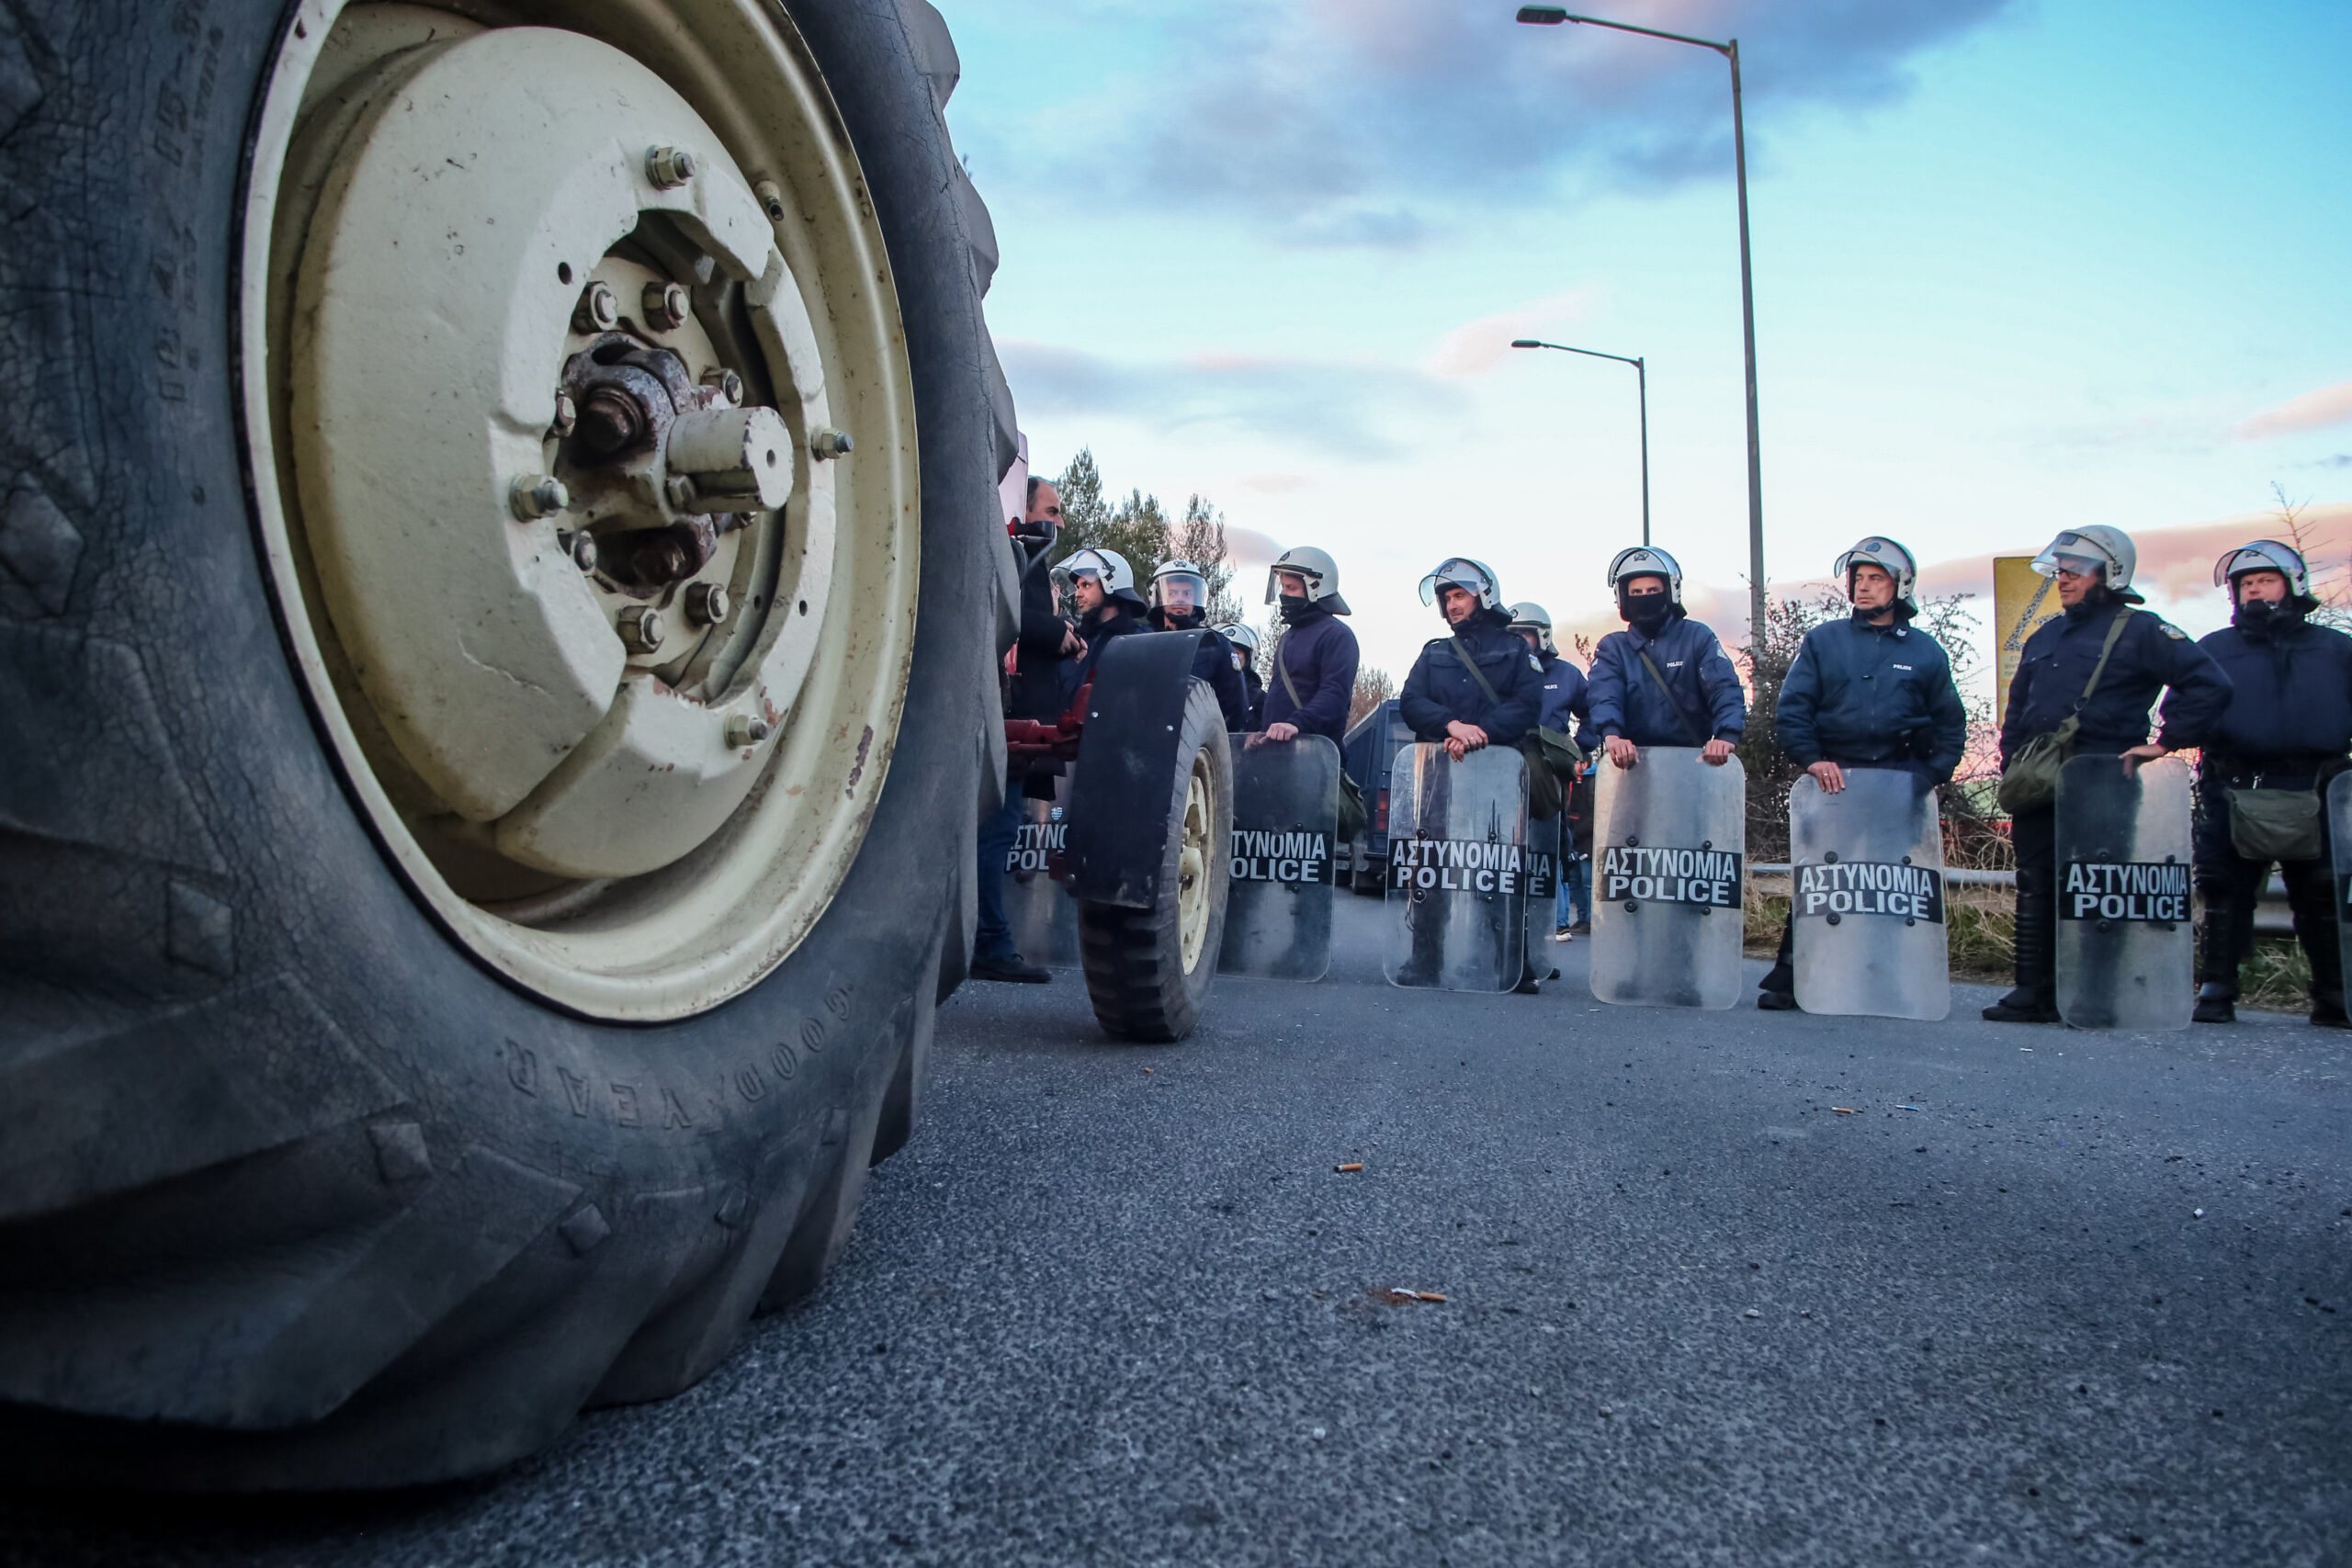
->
[973, 782, 1024, 962]
[2008, 807, 2058, 995]
[2192, 775, 2343, 1003]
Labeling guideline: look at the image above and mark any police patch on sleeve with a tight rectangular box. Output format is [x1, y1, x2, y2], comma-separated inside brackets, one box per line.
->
[2159, 622, 2187, 640]
[1529, 654, 1544, 672]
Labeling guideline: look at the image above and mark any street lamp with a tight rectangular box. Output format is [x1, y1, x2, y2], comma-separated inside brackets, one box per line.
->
[1515, 6, 1765, 639]
[1510, 338, 1648, 546]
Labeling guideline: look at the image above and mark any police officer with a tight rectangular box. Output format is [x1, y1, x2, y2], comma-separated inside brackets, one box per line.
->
[1584, 547, 1745, 769]
[1755, 536, 1967, 1010]
[1259, 547, 1360, 746]
[1053, 547, 1148, 693]
[1401, 558, 1544, 992]
[1145, 559, 1250, 730]
[1219, 623, 1266, 730]
[1984, 525, 2232, 1023]
[2189, 540, 2352, 1027]
[971, 476, 1082, 984]
[1506, 602, 1589, 742]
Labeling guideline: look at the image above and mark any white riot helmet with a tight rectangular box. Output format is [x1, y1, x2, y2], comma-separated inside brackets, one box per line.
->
[1605, 546, 1684, 606]
[2030, 525, 2141, 602]
[1505, 601, 1557, 657]
[2213, 538, 2313, 604]
[1217, 622, 1260, 655]
[1832, 536, 1919, 615]
[1265, 546, 1351, 615]
[1149, 558, 1210, 619]
[1418, 557, 1503, 614]
[1052, 547, 1147, 610]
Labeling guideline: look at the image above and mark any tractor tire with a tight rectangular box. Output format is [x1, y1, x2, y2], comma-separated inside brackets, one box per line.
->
[1077, 681, 1233, 1043]
[0, 0, 1012, 1489]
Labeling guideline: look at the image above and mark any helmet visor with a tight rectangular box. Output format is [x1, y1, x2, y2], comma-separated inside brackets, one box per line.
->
[2030, 532, 2113, 580]
[1151, 570, 1207, 613]
[1266, 563, 1318, 604]
[1419, 558, 1494, 606]
[2213, 541, 2305, 588]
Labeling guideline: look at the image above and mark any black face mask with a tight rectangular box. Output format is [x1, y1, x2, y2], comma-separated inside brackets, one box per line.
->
[1619, 590, 1671, 633]
[1279, 593, 1319, 626]
[2233, 596, 2301, 637]
[1151, 604, 1204, 631]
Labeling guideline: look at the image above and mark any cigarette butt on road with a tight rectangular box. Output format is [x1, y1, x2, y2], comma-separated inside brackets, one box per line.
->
[1831, 1107, 1857, 1114]
[1335, 1162, 1364, 1173]
[1143, 1067, 1153, 1074]
[1416, 1292, 1449, 1303]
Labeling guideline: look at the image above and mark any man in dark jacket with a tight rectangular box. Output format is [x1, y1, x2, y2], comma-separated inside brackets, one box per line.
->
[1757, 536, 1967, 1010]
[1399, 557, 1545, 990]
[1984, 525, 2233, 1022]
[972, 477, 1080, 984]
[1057, 547, 1148, 693]
[1259, 546, 1360, 746]
[1507, 601, 1590, 742]
[2189, 539, 2352, 1027]
[1221, 623, 1266, 731]
[1146, 559, 1249, 730]
[1584, 546, 1745, 767]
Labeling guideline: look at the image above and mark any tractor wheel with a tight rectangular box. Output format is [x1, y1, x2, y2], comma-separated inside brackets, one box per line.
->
[0, 0, 1012, 1488]
[1077, 681, 1233, 1043]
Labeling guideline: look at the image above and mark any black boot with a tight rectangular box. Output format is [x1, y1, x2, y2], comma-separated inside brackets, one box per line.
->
[1756, 919, 1798, 1010]
[2283, 859, 2347, 1028]
[1982, 887, 2058, 1023]
[2192, 883, 2242, 1023]
[2192, 982, 2237, 1024]
[2312, 991, 2350, 1029]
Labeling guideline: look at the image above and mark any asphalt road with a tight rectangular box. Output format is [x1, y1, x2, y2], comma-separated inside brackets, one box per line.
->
[6, 894, 2348, 1566]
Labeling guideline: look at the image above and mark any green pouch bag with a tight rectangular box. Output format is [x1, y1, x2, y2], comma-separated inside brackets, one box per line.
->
[1997, 607, 2132, 817]
[2228, 787, 2322, 862]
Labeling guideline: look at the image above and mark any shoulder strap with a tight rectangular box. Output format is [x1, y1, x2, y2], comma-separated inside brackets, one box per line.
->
[1275, 634, 1304, 707]
[1449, 637, 1503, 706]
[1635, 646, 1711, 747]
[2074, 607, 2135, 712]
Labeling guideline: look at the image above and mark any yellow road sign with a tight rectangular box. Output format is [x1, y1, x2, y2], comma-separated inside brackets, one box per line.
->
[1994, 556, 2061, 727]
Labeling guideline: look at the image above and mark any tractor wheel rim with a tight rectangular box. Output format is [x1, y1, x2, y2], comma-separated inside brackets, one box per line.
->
[1177, 758, 1214, 973]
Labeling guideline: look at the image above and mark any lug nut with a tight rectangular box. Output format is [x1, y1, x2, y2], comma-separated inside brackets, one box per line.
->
[572, 280, 619, 334]
[549, 390, 578, 440]
[752, 179, 786, 222]
[808, 427, 854, 460]
[642, 280, 689, 332]
[702, 367, 744, 407]
[617, 605, 666, 655]
[509, 474, 570, 520]
[684, 582, 731, 626]
[646, 145, 697, 189]
[725, 713, 771, 748]
[664, 474, 698, 512]
[561, 530, 599, 572]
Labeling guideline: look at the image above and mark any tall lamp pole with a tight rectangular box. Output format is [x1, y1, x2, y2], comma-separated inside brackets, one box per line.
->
[1516, 6, 1765, 639]
[1510, 338, 1648, 546]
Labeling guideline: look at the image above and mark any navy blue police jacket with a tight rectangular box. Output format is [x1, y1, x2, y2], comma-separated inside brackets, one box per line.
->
[2195, 608, 2352, 784]
[1006, 538, 1075, 722]
[1585, 611, 1746, 748]
[1399, 610, 1543, 748]
[1778, 611, 1967, 780]
[1066, 604, 1143, 696]
[1238, 667, 1266, 732]
[1535, 655, 1589, 741]
[1148, 610, 1250, 732]
[1998, 592, 2230, 764]
[1261, 609, 1361, 745]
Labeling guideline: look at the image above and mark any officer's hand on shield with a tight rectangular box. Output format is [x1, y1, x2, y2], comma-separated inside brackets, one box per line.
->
[1702, 738, 1734, 766]
[1605, 734, 1639, 768]
[1264, 721, 1298, 742]
[1444, 719, 1488, 762]
[2119, 741, 2167, 777]
[1806, 759, 1847, 794]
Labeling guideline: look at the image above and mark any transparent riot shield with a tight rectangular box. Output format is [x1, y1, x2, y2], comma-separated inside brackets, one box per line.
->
[1003, 765, 1080, 970]
[2055, 753, 2191, 1030]
[1383, 745, 1529, 992]
[1524, 815, 1562, 966]
[1217, 733, 1340, 981]
[1589, 747, 1745, 1010]
[1788, 769, 1949, 1021]
[2334, 773, 2352, 1005]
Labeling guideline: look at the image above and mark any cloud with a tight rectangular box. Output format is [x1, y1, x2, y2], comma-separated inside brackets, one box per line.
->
[2236, 379, 2352, 441]
[992, 0, 2014, 245]
[995, 337, 1461, 458]
[1422, 288, 1601, 378]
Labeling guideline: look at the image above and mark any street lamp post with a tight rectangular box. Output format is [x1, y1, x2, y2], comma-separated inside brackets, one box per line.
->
[1509, 338, 1648, 547]
[1515, 6, 1765, 639]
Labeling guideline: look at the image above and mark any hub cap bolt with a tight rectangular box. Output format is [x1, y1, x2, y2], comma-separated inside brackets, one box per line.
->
[646, 145, 697, 189]
[808, 428, 854, 460]
[617, 605, 665, 655]
[664, 475, 698, 511]
[642, 280, 689, 332]
[572, 280, 619, 334]
[550, 390, 578, 439]
[725, 714, 771, 748]
[685, 582, 730, 626]
[509, 474, 570, 520]
[752, 179, 786, 222]
[562, 530, 599, 572]
[702, 367, 744, 407]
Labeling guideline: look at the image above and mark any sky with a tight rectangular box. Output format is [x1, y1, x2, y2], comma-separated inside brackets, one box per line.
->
[939, 0, 2352, 688]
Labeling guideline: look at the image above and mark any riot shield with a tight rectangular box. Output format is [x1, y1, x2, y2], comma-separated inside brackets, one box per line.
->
[2334, 773, 2352, 1008]
[1217, 733, 1340, 981]
[1788, 769, 1949, 1021]
[1383, 745, 1529, 992]
[1524, 815, 1562, 964]
[1589, 747, 1745, 1010]
[2055, 753, 2191, 1030]
[1003, 766, 1080, 970]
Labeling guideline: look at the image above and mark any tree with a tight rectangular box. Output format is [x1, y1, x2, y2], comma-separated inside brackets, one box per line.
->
[1349, 665, 1396, 729]
[1049, 448, 1239, 622]
[2272, 480, 2352, 634]
[1172, 493, 1244, 626]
